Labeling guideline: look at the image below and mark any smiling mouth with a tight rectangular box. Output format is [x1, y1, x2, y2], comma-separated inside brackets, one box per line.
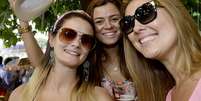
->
[64, 49, 80, 56]
[103, 32, 117, 37]
[138, 34, 158, 44]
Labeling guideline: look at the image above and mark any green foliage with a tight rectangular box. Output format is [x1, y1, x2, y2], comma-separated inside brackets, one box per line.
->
[0, 0, 81, 47]
[182, 0, 201, 30]
[0, 0, 200, 47]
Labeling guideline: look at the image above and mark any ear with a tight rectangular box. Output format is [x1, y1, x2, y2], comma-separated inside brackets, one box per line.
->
[48, 32, 55, 48]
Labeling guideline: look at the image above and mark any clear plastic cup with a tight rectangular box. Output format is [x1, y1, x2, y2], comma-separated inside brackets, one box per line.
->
[13, 0, 54, 21]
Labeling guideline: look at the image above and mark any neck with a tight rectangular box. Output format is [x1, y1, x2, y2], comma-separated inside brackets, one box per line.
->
[45, 63, 78, 92]
[159, 47, 187, 86]
[104, 44, 119, 60]
[103, 45, 120, 72]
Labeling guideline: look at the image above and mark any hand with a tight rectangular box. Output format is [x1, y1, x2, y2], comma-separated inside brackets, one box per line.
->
[8, 0, 54, 21]
[8, 0, 16, 10]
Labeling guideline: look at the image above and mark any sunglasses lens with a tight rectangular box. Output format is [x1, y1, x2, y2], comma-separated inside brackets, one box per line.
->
[120, 16, 135, 34]
[81, 35, 95, 49]
[135, 2, 157, 24]
[59, 28, 95, 49]
[59, 28, 77, 44]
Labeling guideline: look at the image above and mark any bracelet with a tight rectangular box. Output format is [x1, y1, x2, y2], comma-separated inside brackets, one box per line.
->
[18, 25, 32, 34]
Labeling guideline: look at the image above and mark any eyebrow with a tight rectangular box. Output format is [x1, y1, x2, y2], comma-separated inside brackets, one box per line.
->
[94, 14, 121, 20]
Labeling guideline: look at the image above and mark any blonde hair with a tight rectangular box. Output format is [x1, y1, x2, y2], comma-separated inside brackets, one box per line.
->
[124, 0, 201, 100]
[19, 10, 99, 101]
[156, 0, 201, 75]
[124, 36, 174, 101]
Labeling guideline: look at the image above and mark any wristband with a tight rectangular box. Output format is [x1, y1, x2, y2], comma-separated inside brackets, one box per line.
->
[18, 25, 32, 34]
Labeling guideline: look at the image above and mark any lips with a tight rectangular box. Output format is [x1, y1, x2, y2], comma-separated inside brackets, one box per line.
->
[64, 49, 80, 56]
[102, 31, 117, 38]
[138, 33, 158, 44]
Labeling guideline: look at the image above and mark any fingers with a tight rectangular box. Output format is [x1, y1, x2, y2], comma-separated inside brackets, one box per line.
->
[8, 0, 16, 9]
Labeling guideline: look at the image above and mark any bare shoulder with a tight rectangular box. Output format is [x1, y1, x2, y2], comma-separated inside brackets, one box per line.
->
[94, 86, 113, 101]
[8, 84, 26, 101]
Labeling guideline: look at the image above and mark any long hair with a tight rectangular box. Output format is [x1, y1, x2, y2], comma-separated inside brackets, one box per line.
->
[20, 10, 101, 101]
[156, 0, 201, 76]
[86, 0, 131, 81]
[124, 37, 174, 101]
[124, 0, 201, 100]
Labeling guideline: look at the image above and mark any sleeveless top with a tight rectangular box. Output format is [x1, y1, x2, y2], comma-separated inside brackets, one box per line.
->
[166, 78, 201, 101]
[101, 77, 138, 101]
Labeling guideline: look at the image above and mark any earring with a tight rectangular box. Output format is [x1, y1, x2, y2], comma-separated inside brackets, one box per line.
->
[50, 49, 55, 64]
[83, 61, 90, 81]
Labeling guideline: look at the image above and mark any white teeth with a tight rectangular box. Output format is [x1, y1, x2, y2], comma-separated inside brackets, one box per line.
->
[140, 35, 157, 44]
[64, 49, 79, 56]
[104, 32, 114, 36]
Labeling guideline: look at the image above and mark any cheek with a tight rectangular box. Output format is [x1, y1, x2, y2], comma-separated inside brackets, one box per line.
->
[95, 24, 103, 33]
[128, 33, 136, 45]
[81, 49, 90, 57]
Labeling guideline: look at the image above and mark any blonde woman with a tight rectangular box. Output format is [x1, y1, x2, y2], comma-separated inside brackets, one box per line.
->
[122, 0, 201, 101]
[8, 10, 112, 101]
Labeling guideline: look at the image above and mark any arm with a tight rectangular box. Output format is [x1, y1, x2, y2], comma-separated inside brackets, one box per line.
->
[95, 86, 114, 101]
[8, 0, 45, 68]
[19, 21, 44, 68]
[8, 84, 24, 101]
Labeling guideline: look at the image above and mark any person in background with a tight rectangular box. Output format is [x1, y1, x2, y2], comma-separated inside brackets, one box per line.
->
[0, 56, 8, 101]
[86, 0, 137, 100]
[3, 57, 21, 92]
[122, 0, 201, 100]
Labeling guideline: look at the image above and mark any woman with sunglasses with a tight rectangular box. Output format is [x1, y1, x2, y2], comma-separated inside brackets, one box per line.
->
[8, 8, 112, 101]
[122, 0, 201, 100]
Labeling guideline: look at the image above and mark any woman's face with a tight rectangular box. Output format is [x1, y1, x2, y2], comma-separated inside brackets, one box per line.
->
[50, 17, 94, 68]
[125, 0, 177, 60]
[93, 2, 121, 46]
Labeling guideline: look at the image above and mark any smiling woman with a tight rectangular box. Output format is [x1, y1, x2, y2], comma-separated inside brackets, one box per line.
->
[8, 4, 112, 100]
[123, 0, 201, 101]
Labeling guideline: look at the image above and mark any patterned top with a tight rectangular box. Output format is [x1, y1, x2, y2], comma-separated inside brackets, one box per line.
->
[101, 77, 138, 101]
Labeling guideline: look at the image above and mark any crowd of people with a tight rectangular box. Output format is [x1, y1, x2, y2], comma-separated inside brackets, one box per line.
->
[0, 0, 200, 101]
[0, 56, 33, 101]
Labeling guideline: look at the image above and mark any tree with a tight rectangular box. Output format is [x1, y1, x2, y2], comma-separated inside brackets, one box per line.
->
[0, 0, 200, 47]
[0, 0, 80, 47]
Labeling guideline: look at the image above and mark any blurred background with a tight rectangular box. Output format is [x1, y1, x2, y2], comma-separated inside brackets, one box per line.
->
[0, 0, 200, 101]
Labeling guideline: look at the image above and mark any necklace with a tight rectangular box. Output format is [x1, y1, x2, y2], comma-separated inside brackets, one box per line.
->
[113, 66, 119, 72]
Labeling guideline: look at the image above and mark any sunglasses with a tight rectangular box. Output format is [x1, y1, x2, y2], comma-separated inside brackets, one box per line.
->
[120, 1, 158, 35]
[59, 28, 95, 49]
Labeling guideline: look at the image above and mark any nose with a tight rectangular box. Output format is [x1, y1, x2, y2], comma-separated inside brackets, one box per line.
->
[70, 35, 81, 48]
[104, 19, 113, 29]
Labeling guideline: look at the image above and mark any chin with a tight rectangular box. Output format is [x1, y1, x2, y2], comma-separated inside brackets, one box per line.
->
[141, 50, 159, 60]
[65, 62, 81, 68]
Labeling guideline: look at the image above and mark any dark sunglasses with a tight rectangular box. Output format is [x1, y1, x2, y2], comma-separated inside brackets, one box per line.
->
[120, 1, 158, 35]
[59, 28, 95, 49]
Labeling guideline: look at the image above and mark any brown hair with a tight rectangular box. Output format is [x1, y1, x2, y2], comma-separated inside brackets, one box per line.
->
[86, 0, 122, 17]
[86, 0, 131, 82]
